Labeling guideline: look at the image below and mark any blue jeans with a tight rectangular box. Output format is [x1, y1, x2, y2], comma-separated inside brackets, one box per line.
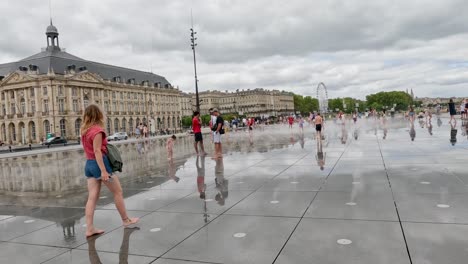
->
[85, 156, 113, 179]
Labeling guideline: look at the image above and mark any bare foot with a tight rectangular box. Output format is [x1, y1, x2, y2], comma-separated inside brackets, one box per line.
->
[123, 217, 139, 227]
[86, 228, 105, 238]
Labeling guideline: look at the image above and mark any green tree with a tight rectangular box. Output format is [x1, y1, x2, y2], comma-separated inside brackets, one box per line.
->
[293, 94, 305, 114]
[294, 94, 320, 115]
[181, 116, 192, 128]
[201, 114, 211, 126]
[328, 98, 343, 112]
[366, 91, 413, 111]
[303, 96, 319, 113]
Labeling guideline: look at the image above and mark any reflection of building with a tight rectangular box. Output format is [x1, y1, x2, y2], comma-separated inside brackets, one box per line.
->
[0, 22, 182, 145]
[187, 88, 294, 117]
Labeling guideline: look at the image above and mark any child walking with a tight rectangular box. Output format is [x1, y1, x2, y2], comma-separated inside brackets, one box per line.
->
[166, 135, 176, 160]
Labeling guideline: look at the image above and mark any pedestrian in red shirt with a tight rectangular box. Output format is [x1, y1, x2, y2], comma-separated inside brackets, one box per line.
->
[81, 104, 138, 237]
[288, 116, 294, 129]
[192, 111, 206, 155]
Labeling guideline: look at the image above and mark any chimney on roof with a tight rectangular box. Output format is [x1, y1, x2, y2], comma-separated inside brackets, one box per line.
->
[19, 66, 28, 72]
[67, 65, 76, 74]
[78, 66, 87, 72]
[28, 64, 39, 74]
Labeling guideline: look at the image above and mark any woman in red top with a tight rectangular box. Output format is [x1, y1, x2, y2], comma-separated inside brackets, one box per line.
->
[288, 116, 294, 129]
[81, 104, 139, 237]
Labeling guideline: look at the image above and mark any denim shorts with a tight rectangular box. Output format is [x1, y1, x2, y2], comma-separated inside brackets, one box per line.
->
[85, 156, 113, 179]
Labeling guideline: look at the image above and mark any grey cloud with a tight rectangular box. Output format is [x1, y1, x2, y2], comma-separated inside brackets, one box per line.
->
[1, 0, 468, 99]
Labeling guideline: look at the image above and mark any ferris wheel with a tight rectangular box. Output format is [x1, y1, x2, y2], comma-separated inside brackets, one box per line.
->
[316, 82, 329, 113]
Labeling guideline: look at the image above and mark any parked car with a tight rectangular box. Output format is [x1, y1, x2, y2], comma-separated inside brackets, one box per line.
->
[43, 137, 67, 146]
[107, 132, 128, 141]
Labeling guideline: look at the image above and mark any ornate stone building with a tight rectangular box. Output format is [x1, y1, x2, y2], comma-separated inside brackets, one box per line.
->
[0, 22, 182, 145]
[191, 88, 294, 117]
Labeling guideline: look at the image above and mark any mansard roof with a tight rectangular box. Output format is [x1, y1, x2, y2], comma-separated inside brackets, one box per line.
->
[0, 23, 171, 88]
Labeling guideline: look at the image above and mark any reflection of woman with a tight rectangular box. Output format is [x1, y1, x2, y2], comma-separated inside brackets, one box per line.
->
[81, 104, 138, 237]
[87, 227, 139, 264]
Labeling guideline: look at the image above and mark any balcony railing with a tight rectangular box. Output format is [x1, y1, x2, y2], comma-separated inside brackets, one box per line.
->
[7, 114, 14, 119]
[17, 114, 23, 118]
[42, 112, 49, 116]
[27, 113, 34, 117]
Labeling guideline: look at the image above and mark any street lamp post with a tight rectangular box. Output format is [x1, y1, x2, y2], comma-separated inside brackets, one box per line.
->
[190, 26, 200, 113]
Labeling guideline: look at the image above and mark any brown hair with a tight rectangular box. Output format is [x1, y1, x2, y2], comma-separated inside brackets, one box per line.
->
[80, 104, 105, 135]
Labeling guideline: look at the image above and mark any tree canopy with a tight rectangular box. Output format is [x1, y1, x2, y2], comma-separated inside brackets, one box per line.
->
[293, 94, 319, 115]
[366, 91, 414, 111]
[293, 90, 414, 114]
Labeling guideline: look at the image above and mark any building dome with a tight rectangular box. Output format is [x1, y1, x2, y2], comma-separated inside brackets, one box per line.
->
[46, 22, 58, 35]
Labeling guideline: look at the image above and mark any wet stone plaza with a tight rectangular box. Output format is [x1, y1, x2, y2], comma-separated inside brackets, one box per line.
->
[1, 116, 468, 264]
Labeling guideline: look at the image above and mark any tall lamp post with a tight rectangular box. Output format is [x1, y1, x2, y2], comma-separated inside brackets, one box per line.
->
[190, 26, 200, 113]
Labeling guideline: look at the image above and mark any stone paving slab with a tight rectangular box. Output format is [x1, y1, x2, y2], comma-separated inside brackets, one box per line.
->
[305, 190, 398, 221]
[403, 222, 468, 264]
[11, 210, 147, 248]
[163, 215, 299, 264]
[77, 212, 213, 258]
[275, 219, 410, 264]
[0, 242, 68, 264]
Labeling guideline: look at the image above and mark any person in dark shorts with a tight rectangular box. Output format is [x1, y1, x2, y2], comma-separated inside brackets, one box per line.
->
[314, 113, 324, 140]
[192, 111, 206, 156]
[81, 104, 139, 237]
[448, 99, 457, 124]
[316, 123, 322, 131]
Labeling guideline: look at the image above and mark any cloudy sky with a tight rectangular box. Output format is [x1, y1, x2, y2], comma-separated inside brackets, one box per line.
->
[1, 0, 468, 99]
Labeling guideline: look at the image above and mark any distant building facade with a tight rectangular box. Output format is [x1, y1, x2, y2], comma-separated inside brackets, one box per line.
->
[189, 88, 294, 117]
[0, 22, 183, 145]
